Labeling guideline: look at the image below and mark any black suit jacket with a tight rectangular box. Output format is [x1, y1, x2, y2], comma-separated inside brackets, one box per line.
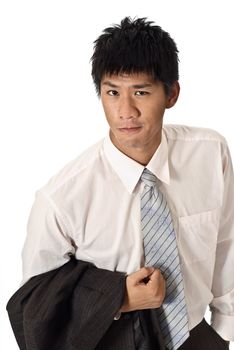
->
[7, 258, 165, 350]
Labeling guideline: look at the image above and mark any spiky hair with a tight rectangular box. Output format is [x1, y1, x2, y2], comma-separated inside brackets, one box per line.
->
[91, 17, 179, 95]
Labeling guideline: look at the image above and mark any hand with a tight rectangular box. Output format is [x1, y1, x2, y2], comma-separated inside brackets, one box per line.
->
[120, 267, 165, 313]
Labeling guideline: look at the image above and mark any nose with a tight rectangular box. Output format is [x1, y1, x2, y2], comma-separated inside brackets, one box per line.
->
[119, 96, 139, 120]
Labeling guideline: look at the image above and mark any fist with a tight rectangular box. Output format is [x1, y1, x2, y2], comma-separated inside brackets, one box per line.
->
[120, 267, 166, 313]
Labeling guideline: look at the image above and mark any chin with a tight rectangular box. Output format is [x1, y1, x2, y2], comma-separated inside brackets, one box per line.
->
[112, 132, 145, 149]
[121, 140, 143, 149]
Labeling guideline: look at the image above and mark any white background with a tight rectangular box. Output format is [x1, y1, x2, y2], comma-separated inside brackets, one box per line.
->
[0, 0, 233, 348]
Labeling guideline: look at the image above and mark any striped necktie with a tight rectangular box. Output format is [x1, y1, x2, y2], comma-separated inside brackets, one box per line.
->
[141, 168, 189, 350]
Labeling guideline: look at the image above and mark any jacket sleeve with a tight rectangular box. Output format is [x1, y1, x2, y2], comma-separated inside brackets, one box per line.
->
[6, 257, 126, 350]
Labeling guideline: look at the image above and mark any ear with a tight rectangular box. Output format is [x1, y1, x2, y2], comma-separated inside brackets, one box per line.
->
[166, 81, 180, 109]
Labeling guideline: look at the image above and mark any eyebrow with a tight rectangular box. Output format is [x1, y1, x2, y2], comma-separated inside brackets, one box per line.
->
[102, 81, 153, 89]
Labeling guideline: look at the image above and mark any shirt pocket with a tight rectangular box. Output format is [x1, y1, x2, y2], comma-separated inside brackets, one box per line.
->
[178, 208, 220, 264]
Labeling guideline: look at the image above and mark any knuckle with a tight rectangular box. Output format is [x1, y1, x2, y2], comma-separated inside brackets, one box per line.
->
[154, 269, 162, 278]
[142, 267, 150, 274]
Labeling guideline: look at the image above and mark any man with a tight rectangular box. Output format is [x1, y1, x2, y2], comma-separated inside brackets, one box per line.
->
[7, 17, 234, 350]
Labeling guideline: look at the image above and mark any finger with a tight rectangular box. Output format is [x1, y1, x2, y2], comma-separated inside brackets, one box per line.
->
[129, 267, 155, 285]
[148, 269, 165, 287]
[149, 269, 163, 281]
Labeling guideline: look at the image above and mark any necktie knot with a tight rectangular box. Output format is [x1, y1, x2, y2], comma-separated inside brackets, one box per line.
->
[141, 168, 157, 188]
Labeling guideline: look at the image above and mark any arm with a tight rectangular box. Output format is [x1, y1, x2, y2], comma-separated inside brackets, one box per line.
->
[7, 190, 128, 349]
[21, 190, 76, 284]
[9, 189, 165, 349]
[210, 142, 234, 342]
[7, 257, 126, 350]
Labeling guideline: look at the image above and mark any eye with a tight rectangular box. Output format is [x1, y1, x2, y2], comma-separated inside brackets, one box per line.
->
[135, 91, 149, 96]
[107, 90, 119, 96]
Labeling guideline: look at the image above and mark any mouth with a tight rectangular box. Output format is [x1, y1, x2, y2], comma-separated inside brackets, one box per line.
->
[118, 126, 142, 134]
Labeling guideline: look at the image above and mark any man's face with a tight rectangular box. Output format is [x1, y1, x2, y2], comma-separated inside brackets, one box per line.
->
[100, 72, 179, 160]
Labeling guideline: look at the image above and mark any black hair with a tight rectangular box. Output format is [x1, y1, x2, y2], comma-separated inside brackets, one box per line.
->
[91, 17, 179, 96]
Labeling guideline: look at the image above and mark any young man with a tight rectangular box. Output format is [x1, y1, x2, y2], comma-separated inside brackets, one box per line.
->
[7, 17, 233, 350]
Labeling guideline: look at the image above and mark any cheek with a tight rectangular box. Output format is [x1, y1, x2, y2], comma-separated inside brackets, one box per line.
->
[103, 107, 115, 127]
[102, 99, 113, 117]
[101, 101, 111, 120]
[102, 104, 119, 125]
[144, 107, 165, 126]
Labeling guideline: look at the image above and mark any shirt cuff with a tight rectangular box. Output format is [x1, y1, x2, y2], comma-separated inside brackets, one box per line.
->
[211, 312, 234, 341]
[114, 311, 122, 320]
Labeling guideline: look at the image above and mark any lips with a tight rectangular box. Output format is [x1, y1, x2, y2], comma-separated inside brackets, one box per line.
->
[118, 124, 142, 129]
[118, 126, 142, 134]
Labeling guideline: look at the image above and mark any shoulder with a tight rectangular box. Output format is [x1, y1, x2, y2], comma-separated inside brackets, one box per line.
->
[163, 124, 227, 145]
[38, 139, 104, 197]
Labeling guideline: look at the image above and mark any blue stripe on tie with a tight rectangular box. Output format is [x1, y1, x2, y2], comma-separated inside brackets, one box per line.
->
[148, 224, 174, 254]
[163, 308, 187, 335]
[166, 270, 182, 290]
[143, 206, 170, 247]
[141, 192, 163, 227]
[143, 208, 171, 250]
[161, 253, 178, 275]
[172, 327, 190, 350]
[146, 215, 174, 242]
[163, 316, 187, 341]
[160, 293, 186, 324]
[146, 228, 175, 266]
[141, 168, 189, 350]
[165, 320, 188, 349]
[141, 193, 161, 223]
[141, 187, 155, 210]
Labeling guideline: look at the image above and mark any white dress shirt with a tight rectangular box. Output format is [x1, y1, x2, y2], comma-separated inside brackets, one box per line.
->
[22, 124, 234, 341]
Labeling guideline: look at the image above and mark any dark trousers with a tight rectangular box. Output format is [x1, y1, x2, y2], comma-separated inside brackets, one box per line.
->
[177, 319, 229, 350]
[134, 312, 229, 350]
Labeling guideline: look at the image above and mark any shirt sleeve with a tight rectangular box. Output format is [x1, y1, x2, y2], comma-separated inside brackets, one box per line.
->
[210, 141, 234, 341]
[22, 190, 76, 285]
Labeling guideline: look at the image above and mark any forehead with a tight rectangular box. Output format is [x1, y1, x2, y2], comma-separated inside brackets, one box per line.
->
[101, 72, 156, 87]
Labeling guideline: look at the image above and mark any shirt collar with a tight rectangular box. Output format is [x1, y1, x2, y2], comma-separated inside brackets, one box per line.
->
[147, 129, 170, 186]
[103, 129, 170, 193]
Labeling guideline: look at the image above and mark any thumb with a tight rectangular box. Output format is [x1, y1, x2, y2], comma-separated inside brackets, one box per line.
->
[129, 267, 155, 285]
